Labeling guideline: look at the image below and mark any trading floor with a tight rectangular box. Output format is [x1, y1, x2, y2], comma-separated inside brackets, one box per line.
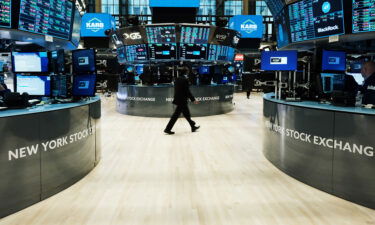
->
[0, 93, 373, 225]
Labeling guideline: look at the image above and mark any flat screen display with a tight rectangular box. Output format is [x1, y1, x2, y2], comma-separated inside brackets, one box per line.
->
[0, 0, 11, 28]
[261, 50, 298, 71]
[352, 0, 375, 33]
[125, 44, 148, 61]
[208, 45, 231, 61]
[72, 49, 96, 74]
[322, 50, 346, 71]
[18, 0, 73, 40]
[50, 50, 65, 73]
[179, 44, 207, 60]
[16, 74, 51, 96]
[288, 0, 345, 43]
[264, 0, 285, 16]
[320, 73, 345, 93]
[180, 26, 210, 44]
[146, 26, 176, 44]
[72, 74, 96, 96]
[117, 46, 126, 64]
[275, 9, 290, 48]
[51, 74, 69, 97]
[71, 7, 81, 46]
[136, 65, 144, 75]
[149, 44, 177, 60]
[199, 66, 210, 74]
[12, 52, 49, 73]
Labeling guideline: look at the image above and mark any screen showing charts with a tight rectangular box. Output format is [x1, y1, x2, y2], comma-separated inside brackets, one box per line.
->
[146, 26, 176, 44]
[265, 0, 285, 16]
[180, 44, 208, 60]
[125, 45, 148, 61]
[12, 52, 49, 73]
[0, 0, 11, 28]
[208, 45, 231, 61]
[16, 74, 51, 96]
[261, 51, 298, 71]
[149, 44, 177, 60]
[72, 74, 96, 97]
[18, 0, 73, 40]
[180, 26, 210, 44]
[322, 50, 346, 71]
[288, 0, 344, 43]
[352, 0, 375, 33]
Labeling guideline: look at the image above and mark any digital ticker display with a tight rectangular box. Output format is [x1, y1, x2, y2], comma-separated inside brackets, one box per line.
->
[179, 44, 207, 60]
[352, 0, 375, 33]
[180, 26, 210, 44]
[125, 45, 148, 61]
[288, 0, 345, 43]
[18, 0, 73, 40]
[149, 44, 177, 60]
[146, 26, 176, 44]
[0, 0, 11, 28]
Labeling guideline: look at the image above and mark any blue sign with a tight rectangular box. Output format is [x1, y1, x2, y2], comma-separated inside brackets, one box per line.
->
[150, 0, 200, 8]
[322, 50, 346, 71]
[261, 51, 298, 71]
[229, 15, 263, 38]
[81, 13, 116, 37]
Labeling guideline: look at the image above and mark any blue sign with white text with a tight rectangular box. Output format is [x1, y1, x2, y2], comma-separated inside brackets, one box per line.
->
[81, 13, 116, 37]
[150, 0, 200, 7]
[229, 15, 263, 38]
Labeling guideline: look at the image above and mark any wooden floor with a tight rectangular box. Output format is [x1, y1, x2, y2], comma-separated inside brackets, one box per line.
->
[0, 93, 374, 225]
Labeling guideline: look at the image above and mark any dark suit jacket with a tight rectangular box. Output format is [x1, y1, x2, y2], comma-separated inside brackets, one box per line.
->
[172, 76, 195, 106]
[361, 73, 375, 105]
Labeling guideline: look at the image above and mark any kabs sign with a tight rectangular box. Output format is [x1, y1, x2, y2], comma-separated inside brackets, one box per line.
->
[229, 15, 263, 39]
[81, 13, 116, 37]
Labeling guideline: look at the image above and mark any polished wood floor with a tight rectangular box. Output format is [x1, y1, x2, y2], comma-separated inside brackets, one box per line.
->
[0, 93, 374, 225]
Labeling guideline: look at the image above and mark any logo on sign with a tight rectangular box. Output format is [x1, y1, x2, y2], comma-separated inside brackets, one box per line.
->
[240, 19, 258, 35]
[270, 57, 288, 65]
[86, 18, 104, 33]
[216, 34, 228, 41]
[123, 32, 142, 40]
[328, 57, 340, 65]
[322, 2, 331, 14]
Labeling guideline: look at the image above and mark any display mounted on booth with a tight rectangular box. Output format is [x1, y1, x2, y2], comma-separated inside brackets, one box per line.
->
[81, 13, 116, 37]
[229, 15, 264, 39]
[149, 0, 200, 8]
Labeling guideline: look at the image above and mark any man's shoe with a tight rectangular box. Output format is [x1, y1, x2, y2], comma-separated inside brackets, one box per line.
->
[191, 126, 200, 132]
[164, 129, 175, 135]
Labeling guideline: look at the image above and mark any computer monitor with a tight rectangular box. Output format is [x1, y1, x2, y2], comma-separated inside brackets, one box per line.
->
[322, 50, 346, 71]
[136, 65, 144, 75]
[12, 52, 49, 73]
[51, 75, 69, 98]
[72, 74, 96, 97]
[199, 66, 210, 75]
[72, 49, 96, 74]
[15, 74, 51, 96]
[261, 51, 298, 71]
[320, 73, 345, 93]
[50, 50, 65, 74]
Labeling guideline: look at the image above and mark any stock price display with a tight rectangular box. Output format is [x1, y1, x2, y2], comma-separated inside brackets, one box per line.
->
[180, 26, 210, 44]
[125, 45, 148, 61]
[180, 44, 207, 60]
[0, 0, 11, 28]
[353, 0, 375, 33]
[208, 45, 230, 61]
[289, 0, 344, 43]
[19, 0, 73, 40]
[146, 26, 176, 44]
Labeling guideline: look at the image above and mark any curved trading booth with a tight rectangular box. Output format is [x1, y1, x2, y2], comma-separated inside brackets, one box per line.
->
[110, 23, 239, 117]
[0, 97, 101, 218]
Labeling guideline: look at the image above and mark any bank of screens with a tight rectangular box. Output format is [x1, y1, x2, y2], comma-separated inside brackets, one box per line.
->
[125, 44, 148, 61]
[51, 75, 69, 97]
[352, 0, 375, 33]
[146, 26, 176, 44]
[72, 74, 96, 97]
[72, 49, 96, 74]
[180, 44, 207, 60]
[180, 26, 210, 44]
[12, 52, 49, 73]
[50, 50, 65, 73]
[0, 0, 11, 28]
[261, 51, 298, 71]
[16, 74, 51, 96]
[322, 50, 346, 71]
[288, 0, 345, 43]
[18, 0, 73, 40]
[149, 44, 177, 60]
[320, 73, 345, 93]
[208, 45, 231, 61]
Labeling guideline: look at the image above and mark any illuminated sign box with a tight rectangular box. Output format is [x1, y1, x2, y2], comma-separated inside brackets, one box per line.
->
[81, 13, 116, 37]
[229, 15, 264, 39]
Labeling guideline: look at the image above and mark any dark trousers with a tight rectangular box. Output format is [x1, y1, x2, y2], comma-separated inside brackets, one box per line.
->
[165, 104, 195, 131]
[246, 91, 251, 98]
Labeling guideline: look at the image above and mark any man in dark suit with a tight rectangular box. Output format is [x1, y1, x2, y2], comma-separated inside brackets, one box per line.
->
[164, 69, 200, 135]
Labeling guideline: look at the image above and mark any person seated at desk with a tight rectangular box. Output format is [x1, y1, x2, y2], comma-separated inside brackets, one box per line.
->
[360, 61, 375, 105]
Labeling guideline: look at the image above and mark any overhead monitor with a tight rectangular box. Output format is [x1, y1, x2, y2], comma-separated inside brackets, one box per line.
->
[16, 74, 51, 96]
[261, 50, 298, 71]
[0, 0, 11, 28]
[179, 44, 208, 60]
[149, 43, 177, 60]
[71, 7, 81, 46]
[180, 26, 210, 44]
[72, 49, 96, 74]
[18, 0, 73, 40]
[322, 50, 346, 71]
[352, 0, 375, 33]
[288, 0, 345, 43]
[264, 0, 285, 16]
[146, 26, 176, 44]
[12, 52, 49, 73]
[125, 44, 148, 61]
[72, 74, 96, 97]
[275, 9, 290, 48]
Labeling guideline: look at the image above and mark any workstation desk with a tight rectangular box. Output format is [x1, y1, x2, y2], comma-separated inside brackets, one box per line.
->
[0, 97, 101, 218]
